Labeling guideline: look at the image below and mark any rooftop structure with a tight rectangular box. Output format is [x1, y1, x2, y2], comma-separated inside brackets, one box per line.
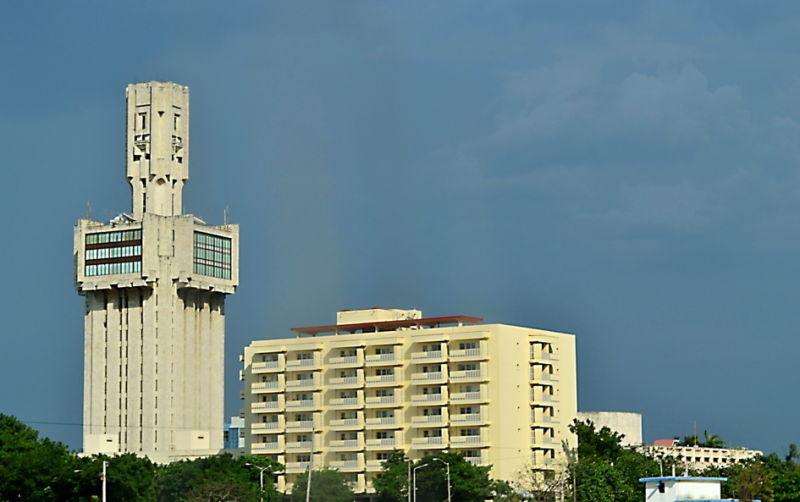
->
[642, 440, 762, 471]
[639, 476, 759, 502]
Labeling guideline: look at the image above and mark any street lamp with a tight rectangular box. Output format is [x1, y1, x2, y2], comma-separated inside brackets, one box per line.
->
[245, 463, 272, 502]
[413, 463, 429, 502]
[433, 458, 451, 502]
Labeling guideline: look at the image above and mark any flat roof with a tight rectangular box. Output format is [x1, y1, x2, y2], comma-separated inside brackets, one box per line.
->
[639, 477, 727, 483]
[291, 315, 483, 337]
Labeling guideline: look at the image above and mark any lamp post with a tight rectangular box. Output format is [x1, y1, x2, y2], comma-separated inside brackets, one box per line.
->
[433, 458, 451, 502]
[245, 463, 272, 502]
[101, 460, 107, 502]
[413, 463, 428, 502]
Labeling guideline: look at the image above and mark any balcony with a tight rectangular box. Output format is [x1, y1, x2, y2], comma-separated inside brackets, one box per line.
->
[251, 441, 283, 453]
[329, 459, 365, 472]
[366, 460, 384, 472]
[449, 368, 487, 382]
[365, 416, 399, 429]
[411, 435, 447, 449]
[329, 396, 363, 409]
[531, 451, 554, 468]
[411, 350, 446, 363]
[286, 395, 321, 411]
[531, 433, 557, 449]
[328, 374, 364, 388]
[366, 437, 399, 450]
[365, 395, 397, 407]
[450, 411, 488, 425]
[329, 352, 364, 368]
[411, 389, 447, 404]
[529, 369, 557, 383]
[329, 438, 365, 451]
[529, 389, 558, 405]
[330, 417, 364, 430]
[285, 456, 321, 473]
[411, 371, 446, 384]
[451, 430, 489, 448]
[365, 374, 399, 386]
[449, 344, 487, 361]
[286, 374, 321, 390]
[251, 397, 284, 413]
[449, 390, 488, 404]
[285, 440, 321, 453]
[465, 454, 488, 466]
[285, 352, 322, 370]
[365, 349, 400, 366]
[251, 377, 284, 394]
[251, 417, 285, 432]
[411, 413, 446, 427]
[286, 416, 321, 432]
[251, 355, 285, 373]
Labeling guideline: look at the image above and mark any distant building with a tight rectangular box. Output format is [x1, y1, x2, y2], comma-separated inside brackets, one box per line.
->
[639, 475, 759, 502]
[224, 417, 246, 449]
[643, 439, 761, 470]
[241, 308, 578, 495]
[577, 411, 642, 446]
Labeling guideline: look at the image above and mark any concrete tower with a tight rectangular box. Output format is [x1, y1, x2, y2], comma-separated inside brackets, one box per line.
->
[74, 81, 239, 457]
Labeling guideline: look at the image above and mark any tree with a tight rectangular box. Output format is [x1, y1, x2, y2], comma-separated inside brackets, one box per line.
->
[372, 449, 410, 502]
[570, 419, 624, 462]
[290, 467, 355, 502]
[703, 430, 726, 449]
[413, 452, 493, 502]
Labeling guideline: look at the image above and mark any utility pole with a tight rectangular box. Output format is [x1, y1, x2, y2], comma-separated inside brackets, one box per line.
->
[102, 460, 107, 502]
[407, 460, 411, 502]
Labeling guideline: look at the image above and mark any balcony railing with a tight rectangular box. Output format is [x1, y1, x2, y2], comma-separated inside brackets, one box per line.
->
[449, 347, 486, 360]
[286, 375, 321, 389]
[330, 418, 364, 429]
[251, 419, 284, 432]
[411, 350, 445, 362]
[329, 438, 364, 450]
[450, 412, 488, 425]
[450, 391, 486, 403]
[449, 369, 486, 381]
[365, 351, 399, 365]
[329, 459, 364, 471]
[285, 418, 321, 431]
[328, 375, 364, 388]
[365, 417, 396, 427]
[251, 441, 282, 453]
[286, 396, 321, 411]
[286, 353, 321, 369]
[411, 392, 446, 404]
[366, 460, 384, 471]
[285, 461, 312, 473]
[329, 353, 363, 367]
[251, 380, 282, 393]
[251, 399, 283, 413]
[365, 396, 396, 406]
[411, 371, 445, 383]
[411, 414, 445, 426]
[451, 431, 489, 447]
[411, 436, 446, 448]
[329, 396, 363, 409]
[285, 441, 319, 452]
[252, 355, 285, 373]
[365, 374, 398, 385]
[366, 438, 397, 449]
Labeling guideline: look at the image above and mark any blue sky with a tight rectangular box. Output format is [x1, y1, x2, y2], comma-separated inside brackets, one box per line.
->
[2, 1, 799, 456]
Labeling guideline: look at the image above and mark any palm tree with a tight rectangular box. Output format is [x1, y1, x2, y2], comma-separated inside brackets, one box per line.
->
[703, 430, 725, 448]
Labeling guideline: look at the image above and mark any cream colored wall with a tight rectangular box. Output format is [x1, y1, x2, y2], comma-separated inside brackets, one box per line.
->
[243, 320, 578, 493]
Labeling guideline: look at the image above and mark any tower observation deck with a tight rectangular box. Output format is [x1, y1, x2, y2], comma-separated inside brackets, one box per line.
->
[74, 82, 239, 456]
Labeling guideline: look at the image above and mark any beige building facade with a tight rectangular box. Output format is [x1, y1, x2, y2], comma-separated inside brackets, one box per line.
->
[241, 308, 577, 494]
[75, 82, 239, 455]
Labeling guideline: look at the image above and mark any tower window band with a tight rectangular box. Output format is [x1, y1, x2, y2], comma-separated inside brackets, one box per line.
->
[193, 232, 231, 280]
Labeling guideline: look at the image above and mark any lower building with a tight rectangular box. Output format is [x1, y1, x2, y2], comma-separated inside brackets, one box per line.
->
[240, 308, 578, 495]
[577, 411, 642, 446]
[643, 440, 762, 471]
[224, 417, 246, 449]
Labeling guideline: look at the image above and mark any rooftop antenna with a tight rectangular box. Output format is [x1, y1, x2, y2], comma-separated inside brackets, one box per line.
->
[87, 200, 92, 221]
[224, 205, 229, 226]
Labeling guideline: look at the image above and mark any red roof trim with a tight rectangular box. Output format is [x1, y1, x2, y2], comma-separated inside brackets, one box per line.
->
[291, 315, 483, 336]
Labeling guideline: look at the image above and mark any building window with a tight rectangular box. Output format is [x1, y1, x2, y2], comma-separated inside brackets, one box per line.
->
[193, 231, 231, 280]
[459, 342, 477, 350]
[85, 229, 142, 276]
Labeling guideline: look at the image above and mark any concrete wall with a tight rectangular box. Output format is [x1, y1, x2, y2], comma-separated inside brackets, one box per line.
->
[577, 411, 643, 446]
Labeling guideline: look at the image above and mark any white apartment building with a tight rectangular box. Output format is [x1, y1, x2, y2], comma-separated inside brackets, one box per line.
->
[241, 308, 577, 495]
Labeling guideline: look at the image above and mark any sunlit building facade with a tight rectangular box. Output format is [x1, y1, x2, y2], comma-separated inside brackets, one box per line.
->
[241, 308, 577, 494]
